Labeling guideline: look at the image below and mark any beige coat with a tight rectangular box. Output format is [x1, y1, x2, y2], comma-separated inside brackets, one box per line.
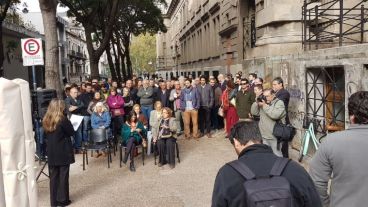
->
[251, 98, 286, 140]
[151, 117, 177, 139]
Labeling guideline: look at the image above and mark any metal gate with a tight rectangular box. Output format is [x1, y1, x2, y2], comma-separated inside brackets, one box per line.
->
[306, 67, 345, 132]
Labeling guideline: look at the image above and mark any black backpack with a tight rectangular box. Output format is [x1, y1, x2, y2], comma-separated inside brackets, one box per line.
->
[227, 157, 293, 207]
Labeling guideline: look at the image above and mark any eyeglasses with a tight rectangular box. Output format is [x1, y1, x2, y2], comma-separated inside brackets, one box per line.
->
[240, 83, 248, 85]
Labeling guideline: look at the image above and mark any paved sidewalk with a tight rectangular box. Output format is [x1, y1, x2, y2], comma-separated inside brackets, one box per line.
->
[37, 130, 309, 207]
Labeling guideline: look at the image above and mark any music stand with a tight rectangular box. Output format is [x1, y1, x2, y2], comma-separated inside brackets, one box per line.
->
[35, 154, 49, 181]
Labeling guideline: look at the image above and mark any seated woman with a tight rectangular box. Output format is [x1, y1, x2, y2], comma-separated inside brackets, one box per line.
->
[133, 104, 148, 128]
[152, 107, 177, 169]
[150, 101, 163, 135]
[91, 102, 111, 157]
[121, 111, 146, 172]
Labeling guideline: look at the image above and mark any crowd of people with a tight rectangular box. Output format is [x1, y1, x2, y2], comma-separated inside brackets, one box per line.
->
[42, 72, 290, 206]
[39, 70, 368, 207]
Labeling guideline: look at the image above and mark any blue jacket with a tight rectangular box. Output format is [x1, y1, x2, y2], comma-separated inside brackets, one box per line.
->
[180, 86, 200, 111]
[91, 111, 111, 129]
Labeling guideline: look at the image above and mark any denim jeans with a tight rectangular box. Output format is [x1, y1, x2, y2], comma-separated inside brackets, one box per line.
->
[141, 105, 152, 128]
[82, 116, 91, 142]
[35, 118, 46, 158]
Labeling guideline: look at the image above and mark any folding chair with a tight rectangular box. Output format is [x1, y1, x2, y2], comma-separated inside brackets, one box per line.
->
[82, 128, 112, 170]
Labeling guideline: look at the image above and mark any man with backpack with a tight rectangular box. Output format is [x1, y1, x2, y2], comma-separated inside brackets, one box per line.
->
[211, 121, 322, 207]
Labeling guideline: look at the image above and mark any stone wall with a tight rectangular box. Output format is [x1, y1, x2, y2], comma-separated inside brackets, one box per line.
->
[243, 43, 368, 150]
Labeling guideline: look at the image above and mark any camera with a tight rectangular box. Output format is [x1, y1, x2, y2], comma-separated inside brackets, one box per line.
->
[257, 94, 266, 102]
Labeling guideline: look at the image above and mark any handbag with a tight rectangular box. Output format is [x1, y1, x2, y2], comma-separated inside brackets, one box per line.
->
[218, 107, 224, 117]
[112, 108, 122, 116]
[273, 120, 296, 142]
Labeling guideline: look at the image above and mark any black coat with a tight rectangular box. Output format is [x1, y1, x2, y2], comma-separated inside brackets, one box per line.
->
[212, 144, 322, 207]
[78, 92, 93, 116]
[155, 89, 170, 107]
[276, 88, 290, 123]
[45, 118, 75, 166]
[130, 87, 139, 104]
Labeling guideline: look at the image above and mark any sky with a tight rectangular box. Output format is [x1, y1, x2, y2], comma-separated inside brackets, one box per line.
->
[20, 0, 69, 13]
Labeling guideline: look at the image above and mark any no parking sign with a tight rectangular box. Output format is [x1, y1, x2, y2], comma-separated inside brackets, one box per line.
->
[21, 38, 44, 66]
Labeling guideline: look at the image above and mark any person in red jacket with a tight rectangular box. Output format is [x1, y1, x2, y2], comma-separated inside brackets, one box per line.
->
[107, 87, 125, 141]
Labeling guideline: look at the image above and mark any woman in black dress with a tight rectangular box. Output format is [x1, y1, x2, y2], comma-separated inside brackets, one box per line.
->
[152, 107, 177, 169]
[42, 99, 75, 207]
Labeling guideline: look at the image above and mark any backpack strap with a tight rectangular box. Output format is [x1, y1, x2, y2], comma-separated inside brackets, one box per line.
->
[227, 160, 256, 180]
[270, 158, 290, 176]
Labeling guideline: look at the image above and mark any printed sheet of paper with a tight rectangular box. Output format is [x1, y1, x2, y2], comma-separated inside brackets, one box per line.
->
[70, 114, 84, 131]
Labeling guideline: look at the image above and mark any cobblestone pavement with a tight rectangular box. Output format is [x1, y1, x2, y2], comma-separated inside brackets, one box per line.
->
[37, 130, 309, 207]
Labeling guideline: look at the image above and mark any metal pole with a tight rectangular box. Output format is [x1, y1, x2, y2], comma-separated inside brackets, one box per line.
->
[303, 1, 307, 51]
[339, 0, 343, 46]
[315, 5, 319, 50]
[32, 65, 37, 91]
[361, 4, 364, 44]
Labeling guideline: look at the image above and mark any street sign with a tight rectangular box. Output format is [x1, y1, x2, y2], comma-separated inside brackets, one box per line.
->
[21, 38, 44, 66]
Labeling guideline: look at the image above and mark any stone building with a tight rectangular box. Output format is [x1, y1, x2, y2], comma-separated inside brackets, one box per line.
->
[65, 19, 89, 83]
[158, 0, 368, 148]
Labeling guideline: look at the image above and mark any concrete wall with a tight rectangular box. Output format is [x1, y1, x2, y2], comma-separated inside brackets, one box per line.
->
[243, 43, 368, 149]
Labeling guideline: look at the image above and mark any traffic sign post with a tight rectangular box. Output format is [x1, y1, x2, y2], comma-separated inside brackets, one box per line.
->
[21, 38, 44, 91]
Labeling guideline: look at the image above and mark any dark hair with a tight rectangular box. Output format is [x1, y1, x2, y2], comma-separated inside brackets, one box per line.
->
[70, 83, 78, 89]
[240, 78, 249, 84]
[226, 80, 235, 89]
[257, 77, 264, 83]
[229, 121, 262, 145]
[348, 91, 368, 124]
[126, 111, 138, 123]
[199, 75, 207, 81]
[110, 87, 117, 93]
[254, 84, 263, 90]
[273, 77, 284, 87]
[249, 73, 257, 79]
[64, 86, 71, 92]
[85, 83, 92, 87]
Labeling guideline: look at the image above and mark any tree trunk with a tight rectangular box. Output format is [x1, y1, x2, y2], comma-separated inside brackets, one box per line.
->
[39, 0, 63, 97]
[120, 51, 127, 81]
[105, 45, 117, 81]
[124, 40, 132, 79]
[111, 41, 122, 83]
[116, 38, 127, 81]
[84, 25, 100, 79]
[0, 24, 4, 77]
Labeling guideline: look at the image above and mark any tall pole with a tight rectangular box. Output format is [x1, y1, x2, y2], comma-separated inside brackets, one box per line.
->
[32, 65, 37, 91]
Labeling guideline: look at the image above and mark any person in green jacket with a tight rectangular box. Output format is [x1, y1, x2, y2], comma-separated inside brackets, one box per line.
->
[121, 111, 146, 172]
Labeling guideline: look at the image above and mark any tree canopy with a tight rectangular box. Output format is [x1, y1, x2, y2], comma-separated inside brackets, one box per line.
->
[130, 34, 157, 75]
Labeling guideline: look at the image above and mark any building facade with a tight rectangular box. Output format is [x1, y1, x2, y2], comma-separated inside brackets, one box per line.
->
[2, 20, 45, 87]
[158, 0, 368, 149]
[65, 19, 89, 83]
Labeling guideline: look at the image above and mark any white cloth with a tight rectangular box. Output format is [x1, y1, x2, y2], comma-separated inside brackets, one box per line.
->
[0, 145, 5, 207]
[70, 114, 84, 131]
[0, 78, 38, 207]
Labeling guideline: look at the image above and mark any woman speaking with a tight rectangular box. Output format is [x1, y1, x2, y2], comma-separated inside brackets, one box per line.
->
[42, 99, 75, 207]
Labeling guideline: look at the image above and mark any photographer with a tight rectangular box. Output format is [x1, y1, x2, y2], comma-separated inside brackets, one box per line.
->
[251, 88, 286, 157]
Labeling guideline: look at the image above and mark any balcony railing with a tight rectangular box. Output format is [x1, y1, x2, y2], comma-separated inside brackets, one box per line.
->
[69, 50, 86, 59]
[302, 0, 368, 50]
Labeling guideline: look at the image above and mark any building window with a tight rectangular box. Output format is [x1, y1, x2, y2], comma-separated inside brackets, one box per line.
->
[256, 0, 264, 12]
[306, 67, 345, 132]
